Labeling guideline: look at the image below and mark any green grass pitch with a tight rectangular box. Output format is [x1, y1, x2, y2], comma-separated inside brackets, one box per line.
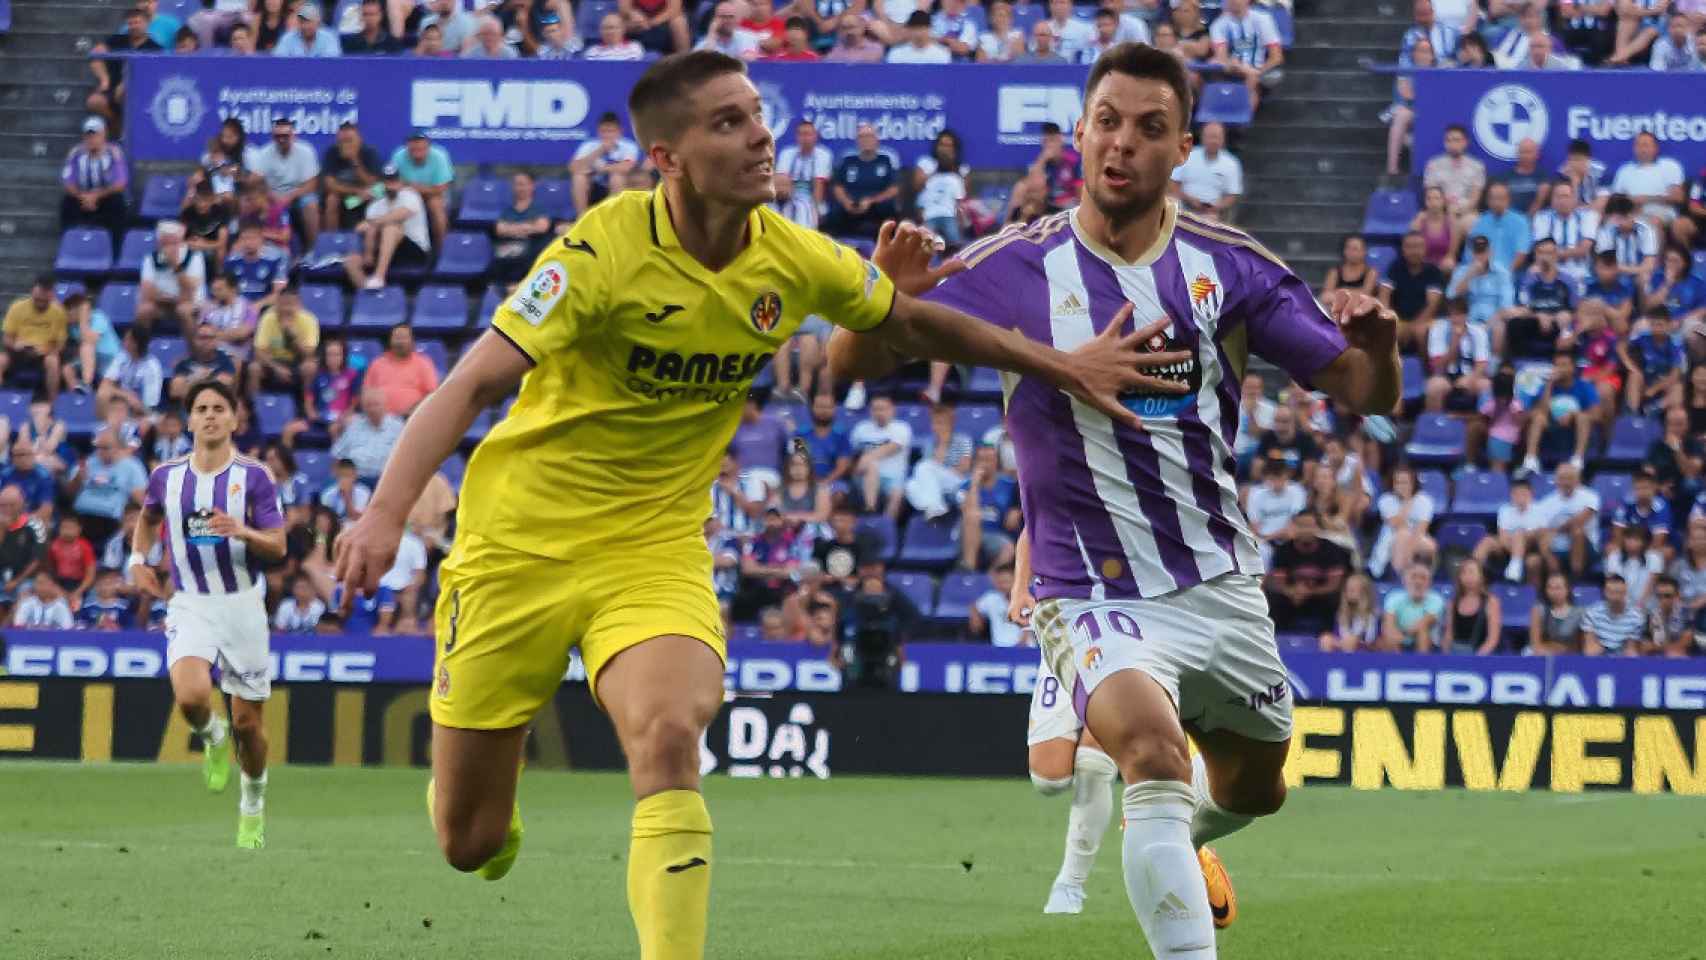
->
[3, 763, 1704, 959]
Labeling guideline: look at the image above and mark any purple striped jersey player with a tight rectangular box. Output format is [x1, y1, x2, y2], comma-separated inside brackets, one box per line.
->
[131, 379, 288, 850]
[830, 45, 1400, 959]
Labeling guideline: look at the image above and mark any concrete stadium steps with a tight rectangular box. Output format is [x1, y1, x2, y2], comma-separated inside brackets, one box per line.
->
[0, 80, 84, 112]
[4, 1, 119, 33]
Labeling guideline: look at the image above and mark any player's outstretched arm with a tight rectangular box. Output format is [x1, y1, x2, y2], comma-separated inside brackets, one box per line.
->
[1311, 288, 1403, 416]
[334, 332, 529, 600]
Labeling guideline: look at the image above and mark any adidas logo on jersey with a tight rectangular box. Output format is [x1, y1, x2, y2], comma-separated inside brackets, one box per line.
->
[1053, 293, 1088, 316]
[1153, 892, 1198, 923]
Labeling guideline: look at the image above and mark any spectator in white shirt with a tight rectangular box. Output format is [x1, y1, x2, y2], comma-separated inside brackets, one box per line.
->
[1610, 132, 1687, 225]
[850, 395, 913, 519]
[775, 119, 834, 229]
[1475, 475, 1548, 583]
[462, 14, 518, 57]
[584, 13, 646, 59]
[1532, 176, 1600, 286]
[97, 327, 165, 417]
[1649, 12, 1704, 68]
[136, 220, 206, 337]
[1424, 297, 1490, 412]
[1245, 456, 1307, 563]
[246, 116, 321, 250]
[1490, 1, 1549, 66]
[570, 113, 642, 217]
[976, 0, 1025, 61]
[375, 527, 428, 634]
[273, 575, 327, 633]
[913, 130, 968, 246]
[696, 2, 762, 57]
[1596, 193, 1662, 280]
[273, 2, 344, 56]
[1369, 465, 1436, 578]
[14, 572, 74, 629]
[1538, 460, 1600, 579]
[1210, 0, 1284, 111]
[1169, 121, 1243, 223]
[343, 166, 431, 290]
[1043, 0, 1096, 60]
[887, 10, 952, 61]
[1518, 30, 1574, 68]
[1100, 0, 1152, 44]
[968, 561, 1023, 646]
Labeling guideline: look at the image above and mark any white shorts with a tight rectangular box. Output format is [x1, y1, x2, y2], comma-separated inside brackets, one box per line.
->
[1026, 651, 1082, 747]
[1033, 574, 1292, 744]
[165, 582, 273, 702]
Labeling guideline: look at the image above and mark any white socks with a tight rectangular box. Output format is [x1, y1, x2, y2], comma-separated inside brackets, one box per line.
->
[194, 714, 227, 748]
[1122, 780, 1217, 959]
[239, 770, 268, 816]
[1055, 747, 1118, 887]
[1031, 772, 1073, 796]
[1189, 754, 1253, 849]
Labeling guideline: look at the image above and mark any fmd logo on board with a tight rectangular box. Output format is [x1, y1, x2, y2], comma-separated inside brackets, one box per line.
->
[1472, 83, 1548, 161]
[148, 75, 206, 140]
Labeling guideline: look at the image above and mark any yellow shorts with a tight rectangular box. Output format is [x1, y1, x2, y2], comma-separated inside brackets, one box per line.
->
[429, 532, 726, 730]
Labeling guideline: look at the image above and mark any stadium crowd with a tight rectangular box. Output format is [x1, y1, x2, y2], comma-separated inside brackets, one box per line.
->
[21, 0, 1704, 663]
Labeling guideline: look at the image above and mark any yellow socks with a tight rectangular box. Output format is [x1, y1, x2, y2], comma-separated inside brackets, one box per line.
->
[628, 789, 713, 960]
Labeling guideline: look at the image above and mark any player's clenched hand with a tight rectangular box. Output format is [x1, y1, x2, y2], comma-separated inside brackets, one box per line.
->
[872, 220, 966, 296]
[1007, 584, 1035, 627]
[1064, 303, 1192, 431]
[130, 562, 163, 600]
[206, 510, 249, 541]
[332, 511, 405, 612]
[1323, 288, 1398, 354]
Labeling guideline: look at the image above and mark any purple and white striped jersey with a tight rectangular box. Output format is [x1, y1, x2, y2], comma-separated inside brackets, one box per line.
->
[923, 204, 1348, 601]
[143, 455, 284, 596]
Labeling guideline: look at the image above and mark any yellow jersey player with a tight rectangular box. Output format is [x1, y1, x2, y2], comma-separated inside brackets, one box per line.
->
[334, 50, 1188, 960]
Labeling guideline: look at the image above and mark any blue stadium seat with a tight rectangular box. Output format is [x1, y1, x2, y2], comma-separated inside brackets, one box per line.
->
[148, 336, 186, 373]
[894, 402, 933, 451]
[434, 232, 493, 281]
[1404, 413, 1465, 465]
[464, 408, 495, 444]
[417, 340, 450, 377]
[1571, 584, 1602, 609]
[1195, 83, 1254, 127]
[455, 177, 510, 227]
[1361, 189, 1420, 239]
[1011, 3, 1044, 33]
[478, 284, 504, 327]
[730, 623, 762, 645]
[345, 338, 383, 368]
[1525, 470, 1555, 500]
[412, 285, 469, 330]
[1435, 520, 1488, 554]
[296, 449, 332, 489]
[1416, 469, 1449, 509]
[301, 232, 361, 282]
[1591, 472, 1631, 510]
[1400, 355, 1425, 404]
[254, 393, 295, 439]
[440, 451, 467, 489]
[964, 366, 1003, 403]
[1493, 583, 1534, 635]
[896, 515, 960, 570]
[1268, 4, 1294, 45]
[955, 404, 1002, 443]
[854, 514, 898, 562]
[1603, 416, 1659, 468]
[1692, 250, 1706, 283]
[535, 178, 574, 222]
[0, 389, 31, 426]
[0, 0, 11, 33]
[53, 281, 85, 303]
[113, 229, 157, 280]
[577, 0, 618, 42]
[1448, 470, 1508, 522]
[885, 571, 938, 615]
[53, 391, 100, 439]
[298, 284, 346, 328]
[158, 0, 197, 23]
[349, 287, 407, 328]
[138, 175, 187, 222]
[96, 282, 137, 328]
[934, 570, 989, 623]
[54, 229, 112, 278]
[1366, 244, 1398, 277]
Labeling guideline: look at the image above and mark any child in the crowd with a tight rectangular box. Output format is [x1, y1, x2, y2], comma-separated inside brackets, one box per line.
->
[14, 572, 74, 629]
[47, 516, 97, 606]
[77, 569, 131, 631]
[272, 575, 327, 634]
[968, 560, 1021, 647]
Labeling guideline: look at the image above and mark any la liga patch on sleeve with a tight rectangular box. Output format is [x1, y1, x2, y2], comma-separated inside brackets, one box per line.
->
[509, 261, 568, 326]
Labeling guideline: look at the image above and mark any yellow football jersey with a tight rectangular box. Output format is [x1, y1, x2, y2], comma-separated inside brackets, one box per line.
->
[459, 187, 897, 560]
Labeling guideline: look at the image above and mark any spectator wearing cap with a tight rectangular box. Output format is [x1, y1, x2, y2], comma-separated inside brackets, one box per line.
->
[0, 276, 69, 400]
[975, 0, 1026, 62]
[331, 388, 405, 486]
[825, 12, 886, 61]
[1467, 182, 1533, 273]
[887, 10, 952, 60]
[535, 14, 585, 58]
[343, 0, 403, 54]
[86, 7, 164, 132]
[1169, 121, 1242, 224]
[696, 2, 762, 57]
[364, 325, 440, 417]
[320, 122, 382, 233]
[389, 131, 454, 246]
[412, 21, 451, 56]
[247, 116, 322, 250]
[585, 12, 647, 59]
[60, 117, 131, 248]
[823, 124, 901, 238]
[766, 17, 822, 59]
[1423, 124, 1486, 223]
[1210, 0, 1284, 111]
[1611, 133, 1687, 228]
[274, 2, 344, 55]
[344, 164, 432, 290]
[136, 221, 207, 337]
[570, 113, 641, 217]
[463, 14, 519, 57]
[618, 0, 691, 54]
[1597, 193, 1661, 282]
[1448, 234, 1514, 328]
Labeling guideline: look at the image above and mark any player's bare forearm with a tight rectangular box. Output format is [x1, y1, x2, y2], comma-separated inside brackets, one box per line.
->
[242, 526, 288, 563]
[874, 294, 1075, 391]
[131, 507, 162, 558]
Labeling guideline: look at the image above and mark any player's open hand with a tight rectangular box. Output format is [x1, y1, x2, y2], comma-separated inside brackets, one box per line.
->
[1322, 288, 1398, 354]
[1065, 303, 1192, 431]
[332, 511, 405, 612]
[872, 220, 966, 296]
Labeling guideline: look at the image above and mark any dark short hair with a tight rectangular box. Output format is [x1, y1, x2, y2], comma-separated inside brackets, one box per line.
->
[1567, 138, 1592, 155]
[1039, 121, 1062, 136]
[1553, 175, 1575, 189]
[126, 6, 146, 18]
[185, 377, 238, 413]
[598, 110, 621, 126]
[785, 15, 810, 30]
[628, 51, 747, 149]
[1532, 236, 1556, 249]
[1594, 250, 1619, 267]
[1648, 304, 1672, 321]
[1445, 123, 1469, 137]
[32, 272, 54, 291]
[1095, 8, 1116, 18]
[1510, 476, 1530, 490]
[126, 326, 152, 351]
[272, 116, 294, 128]
[1083, 43, 1194, 127]
[1604, 193, 1634, 217]
[1445, 295, 1469, 313]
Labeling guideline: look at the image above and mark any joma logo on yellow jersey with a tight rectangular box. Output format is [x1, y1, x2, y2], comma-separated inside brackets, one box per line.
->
[625, 346, 772, 385]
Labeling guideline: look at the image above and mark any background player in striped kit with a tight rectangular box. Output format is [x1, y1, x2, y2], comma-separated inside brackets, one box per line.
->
[131, 379, 286, 849]
[830, 43, 1400, 959]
